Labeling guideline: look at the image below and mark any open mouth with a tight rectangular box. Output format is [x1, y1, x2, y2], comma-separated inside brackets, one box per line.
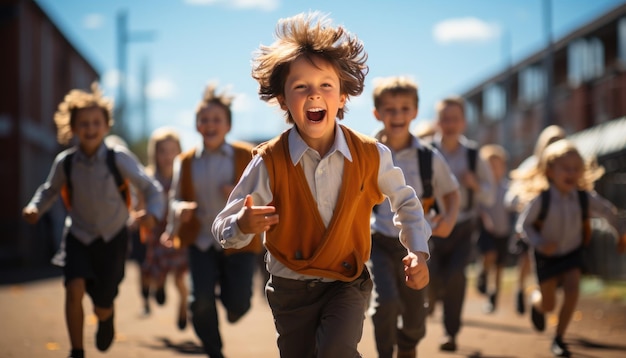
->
[306, 108, 326, 122]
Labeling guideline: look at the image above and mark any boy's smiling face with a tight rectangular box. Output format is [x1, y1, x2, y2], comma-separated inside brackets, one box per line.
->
[196, 103, 231, 151]
[72, 106, 110, 156]
[374, 92, 418, 142]
[277, 55, 346, 155]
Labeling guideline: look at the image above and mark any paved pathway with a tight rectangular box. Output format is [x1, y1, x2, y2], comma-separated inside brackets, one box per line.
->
[1, 262, 625, 357]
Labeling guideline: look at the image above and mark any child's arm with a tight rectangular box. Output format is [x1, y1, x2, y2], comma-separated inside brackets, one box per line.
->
[22, 153, 67, 224]
[116, 149, 165, 225]
[212, 155, 276, 249]
[430, 189, 460, 238]
[517, 195, 551, 252]
[588, 191, 626, 251]
[403, 251, 429, 290]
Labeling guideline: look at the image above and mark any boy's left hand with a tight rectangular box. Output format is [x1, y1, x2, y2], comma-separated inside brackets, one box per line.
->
[403, 251, 429, 290]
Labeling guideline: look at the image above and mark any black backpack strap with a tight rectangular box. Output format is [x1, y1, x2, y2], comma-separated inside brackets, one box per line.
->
[465, 146, 478, 210]
[533, 189, 551, 232]
[418, 146, 433, 198]
[106, 148, 129, 203]
[63, 151, 75, 205]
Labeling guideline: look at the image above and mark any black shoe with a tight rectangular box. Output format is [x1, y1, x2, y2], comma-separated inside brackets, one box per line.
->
[439, 336, 457, 352]
[476, 272, 487, 295]
[551, 336, 571, 357]
[483, 292, 497, 314]
[531, 305, 545, 332]
[143, 301, 151, 315]
[155, 287, 166, 305]
[227, 311, 242, 323]
[68, 349, 84, 358]
[516, 290, 525, 315]
[96, 313, 115, 351]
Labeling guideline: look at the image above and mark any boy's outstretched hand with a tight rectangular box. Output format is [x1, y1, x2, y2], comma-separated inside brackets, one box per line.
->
[237, 195, 279, 234]
[403, 251, 429, 290]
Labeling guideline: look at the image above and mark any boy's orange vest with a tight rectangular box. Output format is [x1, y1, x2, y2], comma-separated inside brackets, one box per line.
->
[254, 125, 384, 281]
[174, 142, 262, 254]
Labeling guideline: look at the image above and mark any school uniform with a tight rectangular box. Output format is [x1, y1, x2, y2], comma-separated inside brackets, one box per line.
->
[212, 123, 431, 358]
[168, 141, 259, 358]
[26, 143, 165, 308]
[370, 133, 459, 358]
[477, 178, 513, 265]
[427, 133, 496, 340]
[518, 185, 626, 282]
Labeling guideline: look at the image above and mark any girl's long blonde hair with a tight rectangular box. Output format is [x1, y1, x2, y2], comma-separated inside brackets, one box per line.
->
[510, 139, 604, 205]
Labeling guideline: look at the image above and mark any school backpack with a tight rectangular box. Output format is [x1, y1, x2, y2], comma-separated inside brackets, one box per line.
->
[60, 147, 131, 210]
[431, 143, 478, 211]
[532, 189, 592, 246]
[417, 144, 437, 213]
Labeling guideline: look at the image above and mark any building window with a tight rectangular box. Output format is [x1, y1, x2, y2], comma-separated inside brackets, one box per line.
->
[483, 84, 505, 121]
[568, 37, 605, 86]
[465, 99, 478, 125]
[519, 65, 546, 104]
[618, 17, 626, 64]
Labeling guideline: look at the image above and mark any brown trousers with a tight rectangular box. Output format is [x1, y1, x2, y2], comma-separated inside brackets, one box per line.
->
[266, 268, 373, 358]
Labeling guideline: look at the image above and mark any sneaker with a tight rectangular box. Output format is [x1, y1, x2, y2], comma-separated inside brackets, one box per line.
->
[530, 305, 545, 332]
[439, 336, 457, 352]
[68, 349, 84, 358]
[551, 336, 571, 357]
[516, 290, 525, 315]
[177, 304, 188, 330]
[96, 313, 115, 351]
[476, 272, 487, 295]
[227, 310, 243, 323]
[155, 287, 166, 305]
[483, 292, 497, 314]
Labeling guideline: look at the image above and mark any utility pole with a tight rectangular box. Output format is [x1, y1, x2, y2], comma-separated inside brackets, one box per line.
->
[543, 0, 554, 128]
[114, 10, 155, 140]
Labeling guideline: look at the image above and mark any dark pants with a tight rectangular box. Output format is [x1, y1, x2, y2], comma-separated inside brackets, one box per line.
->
[266, 268, 373, 358]
[63, 226, 129, 308]
[427, 218, 476, 338]
[188, 246, 256, 358]
[370, 232, 426, 358]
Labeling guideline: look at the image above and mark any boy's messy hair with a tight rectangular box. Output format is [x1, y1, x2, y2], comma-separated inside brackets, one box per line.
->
[196, 82, 234, 125]
[146, 126, 181, 177]
[511, 139, 604, 204]
[479, 144, 508, 162]
[372, 76, 419, 109]
[54, 82, 114, 145]
[251, 11, 368, 123]
[435, 96, 465, 116]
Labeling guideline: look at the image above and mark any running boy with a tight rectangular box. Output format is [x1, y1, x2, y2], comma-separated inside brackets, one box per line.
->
[162, 84, 262, 358]
[427, 96, 496, 352]
[516, 139, 626, 357]
[369, 76, 459, 358]
[22, 83, 165, 358]
[212, 12, 432, 358]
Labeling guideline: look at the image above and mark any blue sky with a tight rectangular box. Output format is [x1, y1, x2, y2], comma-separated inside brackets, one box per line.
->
[36, 0, 625, 151]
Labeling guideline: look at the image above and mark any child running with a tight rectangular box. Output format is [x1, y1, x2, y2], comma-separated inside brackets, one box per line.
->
[369, 76, 460, 358]
[139, 127, 189, 329]
[212, 12, 432, 358]
[515, 139, 626, 357]
[475, 144, 513, 313]
[22, 83, 165, 358]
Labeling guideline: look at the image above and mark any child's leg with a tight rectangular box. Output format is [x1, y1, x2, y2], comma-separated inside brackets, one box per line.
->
[65, 278, 86, 350]
[536, 277, 558, 313]
[556, 268, 581, 337]
[482, 250, 496, 290]
[174, 268, 189, 329]
[517, 250, 531, 291]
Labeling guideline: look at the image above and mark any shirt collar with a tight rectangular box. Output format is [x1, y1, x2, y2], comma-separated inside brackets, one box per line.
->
[75, 142, 107, 163]
[197, 141, 233, 158]
[287, 122, 353, 165]
[373, 128, 422, 150]
[432, 132, 470, 149]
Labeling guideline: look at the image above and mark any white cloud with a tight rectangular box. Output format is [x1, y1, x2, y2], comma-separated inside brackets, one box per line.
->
[146, 78, 178, 99]
[183, 0, 278, 11]
[433, 17, 500, 44]
[232, 92, 253, 113]
[83, 13, 104, 29]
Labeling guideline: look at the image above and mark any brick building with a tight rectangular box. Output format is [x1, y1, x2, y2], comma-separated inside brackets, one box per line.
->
[0, 0, 99, 267]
